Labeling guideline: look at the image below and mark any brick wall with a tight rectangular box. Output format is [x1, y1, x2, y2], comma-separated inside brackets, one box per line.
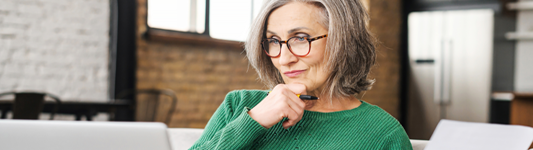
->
[136, 0, 402, 128]
[0, 0, 110, 102]
[137, 0, 264, 128]
[364, 0, 403, 119]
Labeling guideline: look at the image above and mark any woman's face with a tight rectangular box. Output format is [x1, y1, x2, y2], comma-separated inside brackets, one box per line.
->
[266, 2, 329, 93]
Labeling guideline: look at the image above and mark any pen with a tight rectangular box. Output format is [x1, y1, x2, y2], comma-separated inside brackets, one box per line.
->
[268, 91, 319, 100]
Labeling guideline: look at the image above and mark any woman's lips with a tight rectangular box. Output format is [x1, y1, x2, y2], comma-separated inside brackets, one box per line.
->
[283, 70, 305, 78]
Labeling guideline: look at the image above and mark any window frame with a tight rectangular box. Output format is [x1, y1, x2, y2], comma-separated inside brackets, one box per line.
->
[144, 0, 243, 49]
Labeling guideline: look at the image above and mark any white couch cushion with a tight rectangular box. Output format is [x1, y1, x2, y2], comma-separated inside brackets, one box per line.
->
[410, 139, 428, 150]
[167, 128, 429, 150]
[167, 128, 204, 150]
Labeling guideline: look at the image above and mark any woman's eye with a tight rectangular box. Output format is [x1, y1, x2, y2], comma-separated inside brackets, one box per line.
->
[269, 39, 279, 44]
[297, 37, 306, 41]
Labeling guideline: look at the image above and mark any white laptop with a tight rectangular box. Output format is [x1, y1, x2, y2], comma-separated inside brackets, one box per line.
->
[0, 120, 173, 150]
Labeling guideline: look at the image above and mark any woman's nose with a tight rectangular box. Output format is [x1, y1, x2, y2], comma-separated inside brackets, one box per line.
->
[278, 44, 298, 66]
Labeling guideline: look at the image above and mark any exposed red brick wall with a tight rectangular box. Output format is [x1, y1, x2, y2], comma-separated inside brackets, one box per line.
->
[136, 0, 264, 128]
[364, 0, 403, 119]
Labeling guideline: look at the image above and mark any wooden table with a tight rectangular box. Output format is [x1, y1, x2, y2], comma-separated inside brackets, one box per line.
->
[0, 100, 133, 121]
[510, 92, 533, 149]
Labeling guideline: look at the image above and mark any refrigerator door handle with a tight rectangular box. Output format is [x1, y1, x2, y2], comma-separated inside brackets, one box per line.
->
[441, 40, 452, 105]
[415, 59, 435, 64]
[434, 39, 453, 105]
[434, 39, 445, 105]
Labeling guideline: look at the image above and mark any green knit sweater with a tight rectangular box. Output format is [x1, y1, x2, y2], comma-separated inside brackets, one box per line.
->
[189, 90, 412, 150]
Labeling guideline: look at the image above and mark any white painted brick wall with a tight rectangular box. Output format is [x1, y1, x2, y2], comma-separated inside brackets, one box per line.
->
[0, 0, 110, 102]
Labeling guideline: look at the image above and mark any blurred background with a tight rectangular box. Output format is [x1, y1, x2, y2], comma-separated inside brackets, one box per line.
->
[0, 0, 532, 141]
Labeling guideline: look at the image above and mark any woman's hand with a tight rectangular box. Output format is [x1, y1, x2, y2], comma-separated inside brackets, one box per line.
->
[248, 84, 307, 129]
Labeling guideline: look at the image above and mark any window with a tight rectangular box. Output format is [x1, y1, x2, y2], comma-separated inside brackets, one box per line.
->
[147, 0, 206, 34]
[147, 0, 264, 42]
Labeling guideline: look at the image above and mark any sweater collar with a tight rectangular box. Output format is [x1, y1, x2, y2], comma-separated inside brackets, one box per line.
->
[302, 100, 371, 120]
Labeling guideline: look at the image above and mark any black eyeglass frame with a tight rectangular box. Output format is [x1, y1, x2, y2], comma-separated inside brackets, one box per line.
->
[261, 34, 328, 58]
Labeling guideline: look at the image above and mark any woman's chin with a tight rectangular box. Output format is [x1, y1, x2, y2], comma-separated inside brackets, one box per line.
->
[284, 79, 305, 85]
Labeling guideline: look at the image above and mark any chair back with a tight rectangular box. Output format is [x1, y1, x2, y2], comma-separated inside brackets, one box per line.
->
[0, 92, 61, 120]
[117, 89, 177, 125]
[13, 93, 46, 119]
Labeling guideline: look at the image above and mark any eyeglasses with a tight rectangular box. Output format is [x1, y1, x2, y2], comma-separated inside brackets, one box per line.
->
[261, 34, 328, 58]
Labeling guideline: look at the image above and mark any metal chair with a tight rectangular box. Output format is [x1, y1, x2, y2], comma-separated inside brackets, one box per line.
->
[0, 92, 61, 120]
[116, 89, 177, 125]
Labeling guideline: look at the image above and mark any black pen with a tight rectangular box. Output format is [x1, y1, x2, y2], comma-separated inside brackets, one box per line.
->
[268, 91, 319, 100]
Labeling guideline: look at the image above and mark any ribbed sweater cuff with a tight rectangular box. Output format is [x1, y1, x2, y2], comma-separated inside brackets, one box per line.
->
[232, 107, 268, 140]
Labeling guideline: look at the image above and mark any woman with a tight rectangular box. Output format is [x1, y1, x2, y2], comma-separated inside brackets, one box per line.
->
[190, 0, 412, 149]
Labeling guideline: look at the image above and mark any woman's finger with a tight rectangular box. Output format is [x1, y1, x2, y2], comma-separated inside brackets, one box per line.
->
[285, 84, 307, 95]
[282, 84, 307, 108]
[281, 90, 305, 113]
[282, 108, 302, 129]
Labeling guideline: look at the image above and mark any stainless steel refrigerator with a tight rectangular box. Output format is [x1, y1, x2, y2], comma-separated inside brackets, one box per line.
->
[406, 9, 494, 139]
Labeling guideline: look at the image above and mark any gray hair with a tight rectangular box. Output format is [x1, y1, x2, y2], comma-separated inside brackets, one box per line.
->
[245, 0, 376, 99]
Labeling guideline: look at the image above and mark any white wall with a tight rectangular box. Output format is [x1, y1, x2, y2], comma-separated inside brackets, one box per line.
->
[0, 0, 110, 102]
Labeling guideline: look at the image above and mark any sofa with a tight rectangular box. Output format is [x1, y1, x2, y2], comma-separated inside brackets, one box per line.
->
[167, 128, 429, 150]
